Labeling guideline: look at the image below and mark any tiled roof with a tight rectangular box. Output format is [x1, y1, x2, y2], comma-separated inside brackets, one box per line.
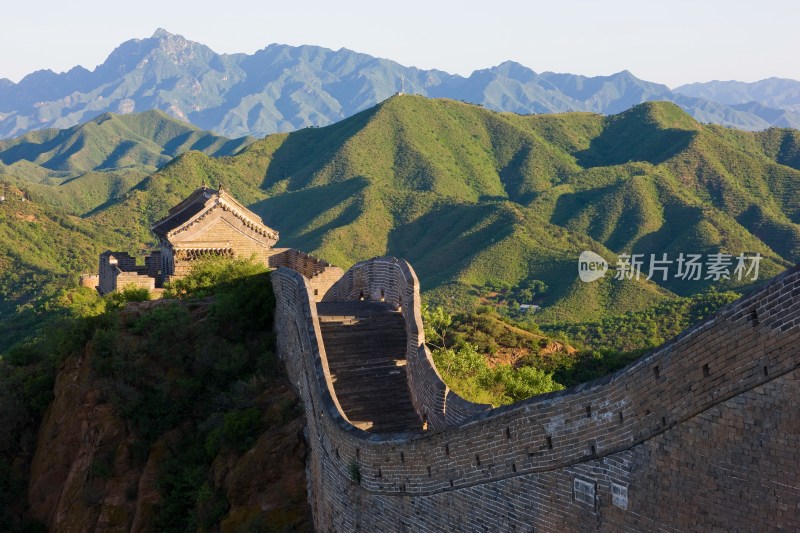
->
[150, 187, 278, 242]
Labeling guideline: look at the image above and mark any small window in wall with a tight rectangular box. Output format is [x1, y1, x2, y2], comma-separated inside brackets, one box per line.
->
[573, 478, 596, 511]
[611, 481, 628, 510]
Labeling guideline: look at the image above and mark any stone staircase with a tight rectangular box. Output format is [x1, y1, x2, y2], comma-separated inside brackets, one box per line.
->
[316, 301, 423, 434]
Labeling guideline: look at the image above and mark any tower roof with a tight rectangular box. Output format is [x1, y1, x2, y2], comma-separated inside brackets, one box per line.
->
[151, 186, 278, 242]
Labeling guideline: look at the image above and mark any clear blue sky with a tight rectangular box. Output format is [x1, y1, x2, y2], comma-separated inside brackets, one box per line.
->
[2, 0, 798, 88]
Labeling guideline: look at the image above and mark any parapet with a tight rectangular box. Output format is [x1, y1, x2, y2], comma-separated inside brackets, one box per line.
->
[273, 257, 800, 532]
[98, 251, 156, 295]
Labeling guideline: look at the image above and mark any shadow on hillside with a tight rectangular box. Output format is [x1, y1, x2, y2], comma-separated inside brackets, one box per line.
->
[0, 132, 70, 170]
[496, 143, 539, 205]
[249, 177, 367, 252]
[98, 140, 161, 170]
[549, 182, 620, 230]
[260, 104, 383, 191]
[736, 204, 800, 263]
[387, 202, 515, 288]
[575, 122, 696, 168]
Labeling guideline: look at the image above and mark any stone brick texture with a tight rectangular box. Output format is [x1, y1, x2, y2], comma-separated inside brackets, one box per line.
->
[98, 251, 154, 295]
[322, 257, 488, 429]
[272, 259, 800, 532]
[267, 248, 344, 302]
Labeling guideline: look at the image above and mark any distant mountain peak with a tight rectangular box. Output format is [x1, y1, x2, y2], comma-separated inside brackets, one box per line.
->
[1, 32, 799, 139]
[152, 28, 176, 39]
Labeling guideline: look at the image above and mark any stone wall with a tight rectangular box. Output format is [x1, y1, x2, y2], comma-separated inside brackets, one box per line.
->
[268, 248, 344, 302]
[115, 271, 156, 292]
[79, 274, 99, 290]
[272, 260, 800, 532]
[98, 251, 153, 295]
[322, 257, 488, 430]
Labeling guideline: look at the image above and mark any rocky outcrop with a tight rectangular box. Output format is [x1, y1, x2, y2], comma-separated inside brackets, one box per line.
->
[28, 346, 160, 531]
[212, 389, 310, 532]
[26, 299, 312, 531]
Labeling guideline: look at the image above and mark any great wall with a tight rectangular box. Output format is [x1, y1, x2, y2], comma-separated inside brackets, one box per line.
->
[272, 257, 800, 532]
[98, 187, 800, 530]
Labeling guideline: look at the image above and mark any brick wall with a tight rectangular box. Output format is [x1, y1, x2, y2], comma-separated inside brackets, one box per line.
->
[267, 248, 344, 302]
[98, 251, 151, 295]
[272, 261, 800, 532]
[115, 272, 155, 292]
[79, 274, 99, 290]
[322, 257, 489, 430]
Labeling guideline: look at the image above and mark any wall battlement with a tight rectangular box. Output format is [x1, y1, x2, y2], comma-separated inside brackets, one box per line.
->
[267, 248, 344, 302]
[98, 251, 156, 295]
[272, 258, 800, 532]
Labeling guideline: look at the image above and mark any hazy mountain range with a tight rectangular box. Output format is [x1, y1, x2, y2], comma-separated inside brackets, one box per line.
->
[2, 29, 800, 139]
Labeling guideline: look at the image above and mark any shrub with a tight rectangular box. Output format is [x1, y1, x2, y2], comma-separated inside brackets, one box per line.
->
[163, 256, 267, 299]
[349, 462, 362, 484]
[106, 285, 151, 309]
[221, 408, 262, 452]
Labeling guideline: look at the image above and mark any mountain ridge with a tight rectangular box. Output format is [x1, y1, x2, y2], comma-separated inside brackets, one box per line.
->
[83, 97, 797, 322]
[0, 109, 253, 171]
[2, 29, 799, 139]
[0, 109, 254, 216]
[1, 96, 799, 351]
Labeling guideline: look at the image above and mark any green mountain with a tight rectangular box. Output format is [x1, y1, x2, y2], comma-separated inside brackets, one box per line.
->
[0, 109, 251, 172]
[0, 110, 253, 215]
[86, 96, 797, 323]
[0, 185, 137, 350]
[2, 95, 799, 354]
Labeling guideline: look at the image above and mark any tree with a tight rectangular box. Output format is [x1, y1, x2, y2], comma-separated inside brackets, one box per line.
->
[421, 305, 452, 349]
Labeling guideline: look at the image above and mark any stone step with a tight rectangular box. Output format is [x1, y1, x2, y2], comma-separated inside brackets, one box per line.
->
[325, 350, 407, 363]
[329, 376, 411, 388]
[331, 383, 413, 400]
[332, 368, 407, 379]
[320, 317, 402, 323]
[321, 326, 405, 334]
[338, 403, 418, 417]
[320, 334, 406, 345]
[316, 300, 422, 434]
[321, 327, 403, 334]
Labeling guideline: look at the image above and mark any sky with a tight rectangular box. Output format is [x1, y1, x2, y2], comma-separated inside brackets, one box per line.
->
[1, 0, 798, 88]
